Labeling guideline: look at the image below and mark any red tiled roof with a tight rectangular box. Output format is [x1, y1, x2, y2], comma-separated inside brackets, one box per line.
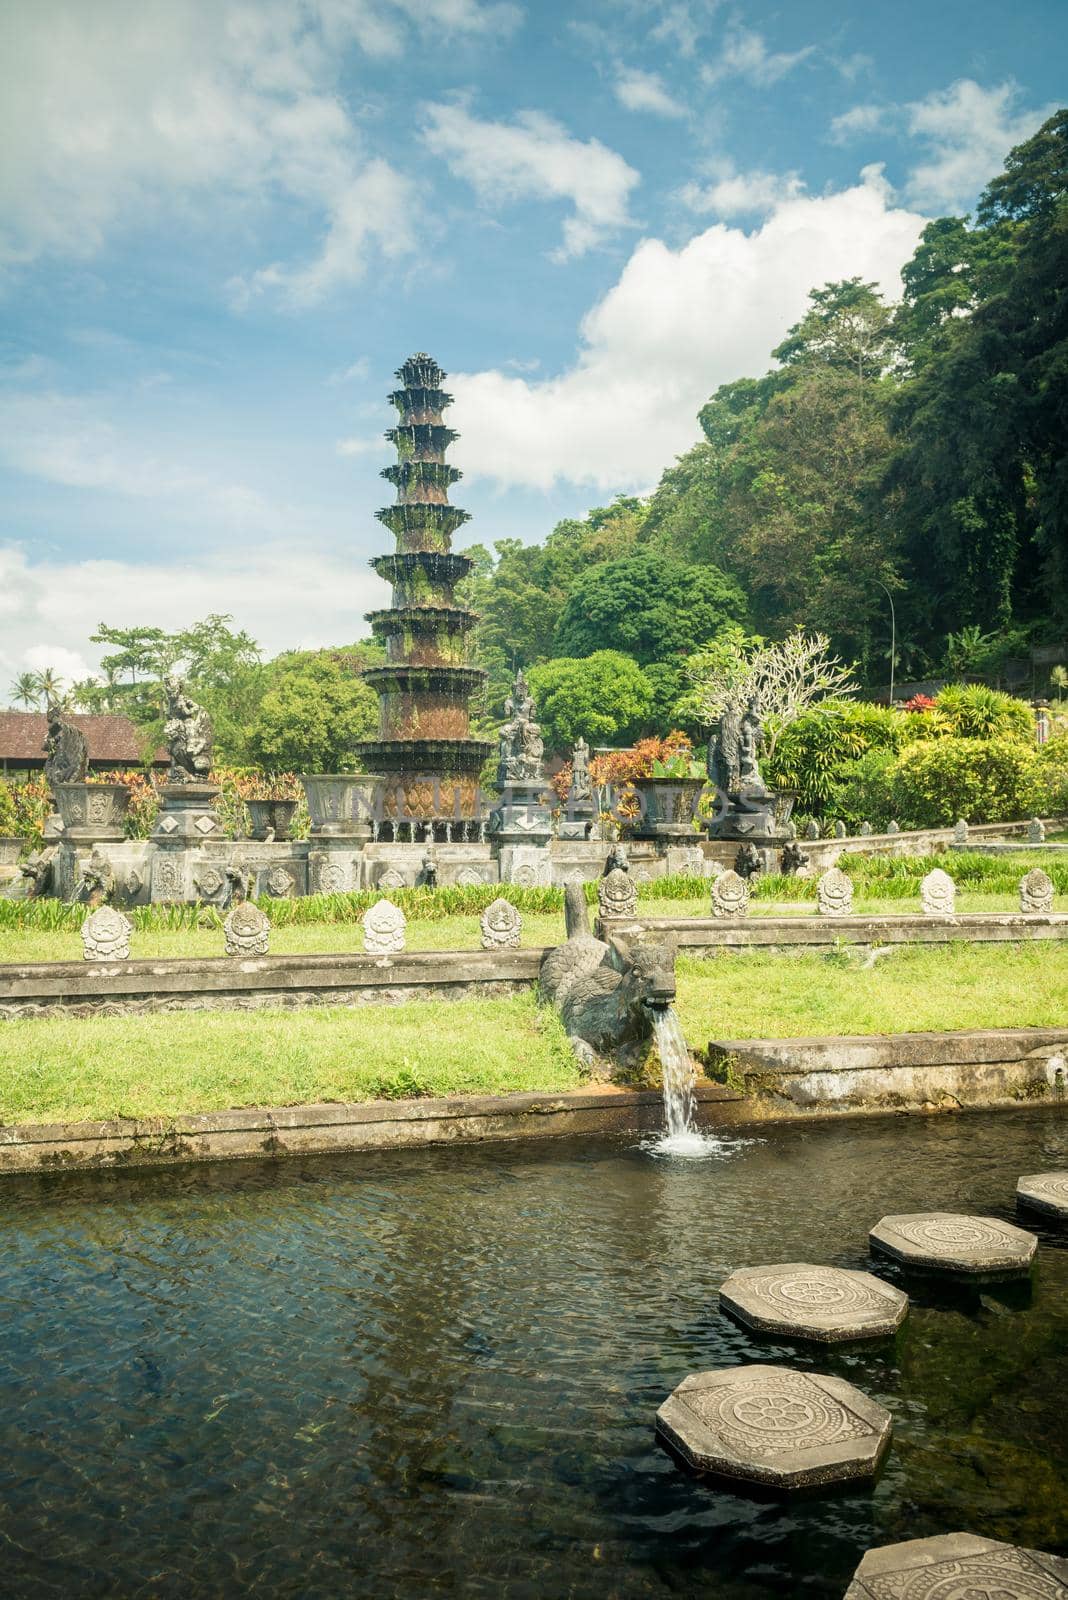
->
[0, 713, 168, 765]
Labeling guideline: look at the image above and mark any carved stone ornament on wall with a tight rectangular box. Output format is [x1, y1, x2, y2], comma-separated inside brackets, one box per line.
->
[224, 901, 270, 957]
[456, 867, 485, 887]
[265, 866, 294, 899]
[81, 905, 133, 962]
[378, 867, 406, 890]
[480, 897, 523, 949]
[920, 867, 956, 917]
[363, 899, 407, 955]
[153, 855, 186, 899]
[817, 866, 854, 917]
[712, 869, 750, 919]
[598, 866, 638, 921]
[193, 865, 226, 900]
[1019, 868, 1054, 914]
[316, 860, 349, 895]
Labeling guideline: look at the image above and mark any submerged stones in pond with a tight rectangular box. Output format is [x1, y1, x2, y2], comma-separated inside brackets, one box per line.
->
[870, 1212, 1037, 1278]
[655, 1364, 891, 1489]
[843, 1531, 1068, 1598]
[718, 1263, 908, 1343]
[1016, 1171, 1068, 1220]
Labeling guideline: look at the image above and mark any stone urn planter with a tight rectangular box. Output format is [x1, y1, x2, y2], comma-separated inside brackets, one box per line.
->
[246, 798, 299, 842]
[53, 781, 130, 843]
[300, 774, 380, 838]
[0, 836, 24, 867]
[629, 777, 707, 840]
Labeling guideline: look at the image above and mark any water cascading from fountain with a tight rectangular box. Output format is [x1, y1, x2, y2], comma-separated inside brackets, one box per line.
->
[647, 1006, 733, 1158]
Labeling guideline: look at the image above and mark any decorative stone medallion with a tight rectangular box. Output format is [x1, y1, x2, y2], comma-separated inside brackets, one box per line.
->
[193, 865, 226, 900]
[719, 1264, 908, 1343]
[843, 1531, 1068, 1599]
[816, 866, 854, 917]
[479, 897, 522, 950]
[153, 855, 186, 899]
[952, 818, 969, 845]
[316, 860, 350, 896]
[81, 904, 133, 962]
[363, 898, 406, 955]
[378, 867, 406, 890]
[1016, 1171, 1068, 1220]
[1020, 868, 1054, 914]
[859, 821, 873, 836]
[194, 814, 218, 836]
[457, 867, 485, 887]
[712, 869, 749, 919]
[833, 820, 847, 839]
[804, 820, 820, 840]
[224, 902, 270, 957]
[1028, 817, 1046, 844]
[870, 1212, 1037, 1277]
[158, 814, 179, 835]
[599, 866, 638, 921]
[656, 1364, 891, 1489]
[887, 820, 900, 834]
[265, 866, 294, 899]
[920, 867, 956, 917]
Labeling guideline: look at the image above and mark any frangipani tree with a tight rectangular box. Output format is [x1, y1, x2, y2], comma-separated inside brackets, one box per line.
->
[680, 626, 856, 757]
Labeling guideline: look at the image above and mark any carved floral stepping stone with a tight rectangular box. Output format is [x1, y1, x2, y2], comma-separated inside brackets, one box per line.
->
[224, 901, 270, 957]
[920, 867, 956, 916]
[711, 869, 749, 919]
[1016, 1172, 1068, 1220]
[1019, 867, 1054, 914]
[816, 867, 853, 917]
[870, 1212, 1037, 1277]
[843, 1531, 1068, 1599]
[598, 866, 637, 921]
[718, 1264, 908, 1343]
[655, 1363, 891, 1489]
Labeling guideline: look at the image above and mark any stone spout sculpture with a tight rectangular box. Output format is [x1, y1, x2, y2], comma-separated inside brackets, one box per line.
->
[43, 699, 88, 789]
[540, 884, 675, 1066]
[163, 675, 214, 783]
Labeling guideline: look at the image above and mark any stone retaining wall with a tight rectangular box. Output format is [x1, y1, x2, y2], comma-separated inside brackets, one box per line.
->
[0, 948, 543, 1019]
[634, 913, 1068, 950]
[0, 1082, 744, 1176]
[707, 1027, 1068, 1117]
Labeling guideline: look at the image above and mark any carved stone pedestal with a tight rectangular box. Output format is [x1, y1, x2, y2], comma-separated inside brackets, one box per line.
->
[54, 782, 130, 844]
[152, 784, 223, 845]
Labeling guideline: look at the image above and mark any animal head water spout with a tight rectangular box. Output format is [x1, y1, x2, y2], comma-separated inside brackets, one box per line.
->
[627, 944, 677, 1012]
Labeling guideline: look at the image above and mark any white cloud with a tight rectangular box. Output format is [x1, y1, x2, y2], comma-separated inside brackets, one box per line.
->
[447, 169, 926, 492]
[828, 79, 1055, 212]
[904, 79, 1057, 211]
[614, 67, 684, 118]
[422, 103, 640, 259]
[680, 166, 805, 217]
[0, 543, 389, 688]
[703, 26, 815, 88]
[0, 0, 514, 299]
[829, 104, 886, 143]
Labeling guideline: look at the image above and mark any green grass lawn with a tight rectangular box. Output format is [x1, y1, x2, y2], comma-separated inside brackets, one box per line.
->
[676, 942, 1068, 1043]
[0, 993, 581, 1125]
[0, 941, 1064, 1126]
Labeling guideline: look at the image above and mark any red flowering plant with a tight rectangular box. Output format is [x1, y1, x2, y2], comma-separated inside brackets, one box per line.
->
[903, 694, 936, 712]
[552, 732, 698, 833]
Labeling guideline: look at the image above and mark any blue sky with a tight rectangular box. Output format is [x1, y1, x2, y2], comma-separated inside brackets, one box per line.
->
[1, 0, 1064, 687]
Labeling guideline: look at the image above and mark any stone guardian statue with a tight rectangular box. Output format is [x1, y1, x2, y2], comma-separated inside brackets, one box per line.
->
[163, 675, 214, 783]
[43, 698, 88, 790]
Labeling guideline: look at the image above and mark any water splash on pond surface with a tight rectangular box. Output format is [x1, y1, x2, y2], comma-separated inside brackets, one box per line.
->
[645, 1006, 740, 1159]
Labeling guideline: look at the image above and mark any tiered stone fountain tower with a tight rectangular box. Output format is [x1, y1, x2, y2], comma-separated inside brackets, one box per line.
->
[358, 354, 491, 837]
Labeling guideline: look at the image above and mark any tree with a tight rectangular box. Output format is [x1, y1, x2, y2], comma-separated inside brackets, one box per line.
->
[553, 553, 747, 666]
[679, 628, 856, 757]
[31, 667, 64, 706]
[8, 672, 40, 710]
[773, 278, 895, 381]
[527, 651, 654, 753]
[246, 650, 379, 772]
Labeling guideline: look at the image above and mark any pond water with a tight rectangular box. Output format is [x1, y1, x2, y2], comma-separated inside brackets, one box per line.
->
[1, 1108, 1066, 1598]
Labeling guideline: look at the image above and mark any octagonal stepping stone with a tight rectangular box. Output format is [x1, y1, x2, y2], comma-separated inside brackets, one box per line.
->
[718, 1263, 908, 1343]
[843, 1531, 1068, 1598]
[1016, 1171, 1068, 1220]
[655, 1363, 891, 1489]
[870, 1212, 1036, 1278]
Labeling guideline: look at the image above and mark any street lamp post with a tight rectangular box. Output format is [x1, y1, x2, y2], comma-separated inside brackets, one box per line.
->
[876, 581, 896, 705]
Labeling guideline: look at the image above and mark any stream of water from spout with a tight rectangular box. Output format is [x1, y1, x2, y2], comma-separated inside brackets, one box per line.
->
[647, 1007, 736, 1158]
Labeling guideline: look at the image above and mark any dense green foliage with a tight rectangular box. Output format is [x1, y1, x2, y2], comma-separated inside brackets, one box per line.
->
[527, 650, 654, 750]
[463, 111, 1068, 710]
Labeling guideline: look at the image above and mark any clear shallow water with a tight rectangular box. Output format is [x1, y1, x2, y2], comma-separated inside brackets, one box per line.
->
[0, 1110, 1066, 1599]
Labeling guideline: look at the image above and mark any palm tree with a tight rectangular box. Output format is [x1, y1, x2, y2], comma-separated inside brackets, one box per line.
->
[31, 667, 64, 708]
[8, 672, 41, 710]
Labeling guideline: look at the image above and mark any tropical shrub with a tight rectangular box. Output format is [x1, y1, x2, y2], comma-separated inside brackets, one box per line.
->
[828, 748, 897, 832]
[889, 737, 1040, 826]
[0, 782, 17, 835]
[765, 701, 910, 813]
[932, 684, 1033, 741]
